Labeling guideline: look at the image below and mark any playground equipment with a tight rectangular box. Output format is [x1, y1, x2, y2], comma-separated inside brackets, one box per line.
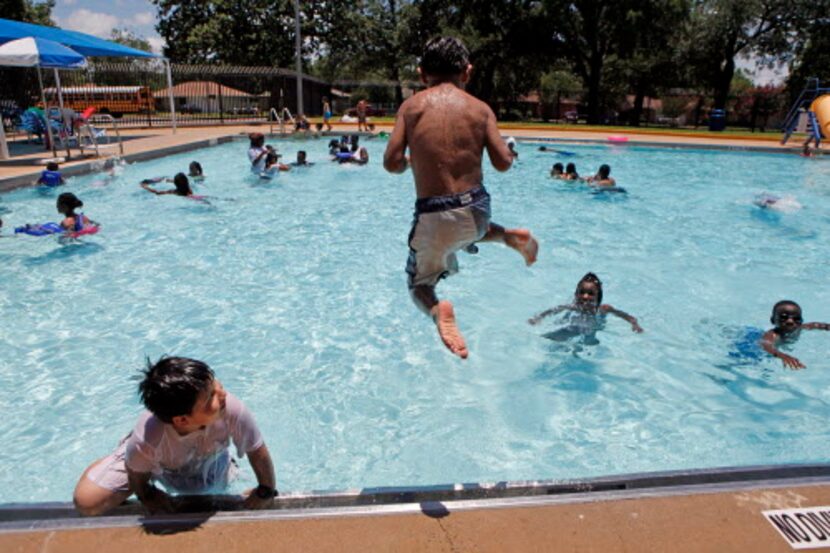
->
[781, 77, 830, 146]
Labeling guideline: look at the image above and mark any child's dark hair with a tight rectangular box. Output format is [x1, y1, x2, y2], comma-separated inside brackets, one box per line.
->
[552, 162, 564, 172]
[57, 192, 82, 214]
[298, 150, 307, 160]
[249, 132, 265, 148]
[139, 356, 214, 423]
[172, 173, 191, 196]
[566, 162, 578, 176]
[577, 272, 603, 305]
[598, 164, 611, 178]
[188, 161, 203, 176]
[315, 122, 323, 131]
[771, 300, 801, 324]
[420, 37, 470, 76]
[46, 161, 59, 171]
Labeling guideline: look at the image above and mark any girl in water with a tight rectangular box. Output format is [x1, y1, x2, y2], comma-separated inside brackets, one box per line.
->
[529, 272, 643, 342]
[57, 192, 98, 234]
[140, 173, 201, 198]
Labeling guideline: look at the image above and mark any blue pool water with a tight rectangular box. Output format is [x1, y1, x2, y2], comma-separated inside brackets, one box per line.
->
[1, 138, 829, 503]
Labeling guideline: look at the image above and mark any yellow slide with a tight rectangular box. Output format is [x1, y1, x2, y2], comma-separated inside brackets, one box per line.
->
[811, 94, 830, 138]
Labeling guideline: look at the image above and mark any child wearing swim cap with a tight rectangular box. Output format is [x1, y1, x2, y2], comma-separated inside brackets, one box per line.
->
[383, 36, 538, 359]
[761, 301, 830, 369]
[529, 273, 643, 340]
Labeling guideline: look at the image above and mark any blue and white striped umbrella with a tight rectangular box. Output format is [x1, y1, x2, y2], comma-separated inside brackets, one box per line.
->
[0, 36, 86, 68]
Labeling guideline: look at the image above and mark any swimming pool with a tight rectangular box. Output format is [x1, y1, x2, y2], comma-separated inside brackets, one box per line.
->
[1, 138, 829, 503]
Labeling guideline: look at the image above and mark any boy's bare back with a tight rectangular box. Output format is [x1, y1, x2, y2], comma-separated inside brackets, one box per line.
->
[387, 83, 512, 199]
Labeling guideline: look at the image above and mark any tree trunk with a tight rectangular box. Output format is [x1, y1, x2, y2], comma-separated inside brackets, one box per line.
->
[630, 87, 645, 127]
[713, 56, 735, 110]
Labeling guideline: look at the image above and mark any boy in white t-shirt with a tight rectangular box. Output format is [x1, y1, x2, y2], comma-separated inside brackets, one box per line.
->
[73, 357, 277, 516]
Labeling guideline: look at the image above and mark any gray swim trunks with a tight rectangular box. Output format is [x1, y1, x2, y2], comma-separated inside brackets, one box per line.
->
[406, 186, 491, 288]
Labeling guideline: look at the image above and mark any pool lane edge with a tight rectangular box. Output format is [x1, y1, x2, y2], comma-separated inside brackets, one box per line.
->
[2, 463, 829, 533]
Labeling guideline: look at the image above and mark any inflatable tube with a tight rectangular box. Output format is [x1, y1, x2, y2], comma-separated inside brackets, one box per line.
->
[810, 95, 830, 139]
[335, 151, 354, 160]
[607, 136, 629, 143]
[15, 222, 99, 238]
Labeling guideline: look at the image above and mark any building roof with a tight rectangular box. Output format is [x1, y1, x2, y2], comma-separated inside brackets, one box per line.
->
[153, 81, 253, 98]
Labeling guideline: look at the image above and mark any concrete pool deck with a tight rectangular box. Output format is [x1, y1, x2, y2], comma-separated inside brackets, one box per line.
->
[2, 466, 830, 552]
[0, 123, 821, 191]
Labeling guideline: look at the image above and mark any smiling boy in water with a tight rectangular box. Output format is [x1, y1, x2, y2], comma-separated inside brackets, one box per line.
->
[383, 37, 538, 359]
[761, 301, 830, 369]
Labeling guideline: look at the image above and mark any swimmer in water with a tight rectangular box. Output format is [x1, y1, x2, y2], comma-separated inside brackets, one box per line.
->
[188, 161, 204, 180]
[529, 273, 643, 341]
[564, 162, 580, 181]
[383, 36, 538, 359]
[586, 164, 616, 187]
[753, 193, 802, 212]
[551, 162, 564, 179]
[761, 301, 830, 369]
[141, 173, 197, 197]
[57, 192, 98, 233]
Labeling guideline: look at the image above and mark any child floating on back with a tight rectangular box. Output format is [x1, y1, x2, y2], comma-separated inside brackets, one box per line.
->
[529, 272, 642, 341]
[761, 301, 830, 369]
[383, 36, 538, 359]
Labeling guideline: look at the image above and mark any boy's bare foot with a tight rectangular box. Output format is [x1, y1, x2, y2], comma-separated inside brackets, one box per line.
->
[505, 229, 538, 266]
[431, 301, 468, 359]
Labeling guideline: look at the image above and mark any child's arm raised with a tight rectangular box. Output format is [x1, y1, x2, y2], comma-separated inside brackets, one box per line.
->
[760, 329, 805, 369]
[802, 322, 830, 331]
[528, 305, 569, 325]
[601, 305, 643, 332]
[383, 103, 409, 174]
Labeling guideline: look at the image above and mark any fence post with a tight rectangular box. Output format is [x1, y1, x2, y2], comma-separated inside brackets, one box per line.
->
[218, 80, 224, 125]
[165, 59, 177, 133]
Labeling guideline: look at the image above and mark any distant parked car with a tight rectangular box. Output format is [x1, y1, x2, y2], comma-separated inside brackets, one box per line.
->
[564, 110, 579, 123]
[231, 106, 259, 115]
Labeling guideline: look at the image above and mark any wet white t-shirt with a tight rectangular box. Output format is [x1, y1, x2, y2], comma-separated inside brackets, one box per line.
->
[248, 147, 267, 173]
[124, 392, 263, 492]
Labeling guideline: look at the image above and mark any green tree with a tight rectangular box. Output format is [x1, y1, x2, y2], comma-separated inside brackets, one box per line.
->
[539, 69, 581, 120]
[679, 0, 814, 110]
[110, 28, 153, 53]
[617, 0, 690, 126]
[786, 14, 830, 103]
[541, 0, 638, 124]
[151, 0, 300, 65]
[0, 0, 54, 25]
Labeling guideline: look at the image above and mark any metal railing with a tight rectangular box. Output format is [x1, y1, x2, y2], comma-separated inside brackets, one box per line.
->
[82, 114, 124, 157]
[269, 107, 295, 135]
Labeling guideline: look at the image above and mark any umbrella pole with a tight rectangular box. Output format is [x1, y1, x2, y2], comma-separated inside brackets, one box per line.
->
[53, 68, 72, 160]
[37, 67, 57, 158]
[0, 117, 9, 161]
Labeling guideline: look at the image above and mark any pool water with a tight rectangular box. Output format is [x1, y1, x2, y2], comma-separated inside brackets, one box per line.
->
[1, 138, 829, 503]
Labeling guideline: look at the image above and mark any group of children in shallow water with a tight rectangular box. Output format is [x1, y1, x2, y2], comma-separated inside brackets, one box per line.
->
[551, 161, 617, 187]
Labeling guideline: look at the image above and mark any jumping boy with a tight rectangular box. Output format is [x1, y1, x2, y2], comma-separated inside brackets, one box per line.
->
[761, 301, 830, 369]
[73, 356, 277, 516]
[383, 36, 538, 359]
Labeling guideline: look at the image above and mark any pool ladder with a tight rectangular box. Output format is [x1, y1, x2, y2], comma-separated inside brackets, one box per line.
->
[269, 107, 295, 136]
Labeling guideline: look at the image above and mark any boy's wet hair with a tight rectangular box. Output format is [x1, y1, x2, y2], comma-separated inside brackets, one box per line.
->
[420, 37, 470, 76]
[173, 173, 191, 196]
[598, 164, 611, 178]
[771, 300, 801, 324]
[189, 161, 203, 176]
[566, 162, 577, 174]
[57, 192, 82, 213]
[577, 272, 603, 305]
[552, 162, 564, 172]
[46, 161, 59, 171]
[139, 356, 214, 423]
